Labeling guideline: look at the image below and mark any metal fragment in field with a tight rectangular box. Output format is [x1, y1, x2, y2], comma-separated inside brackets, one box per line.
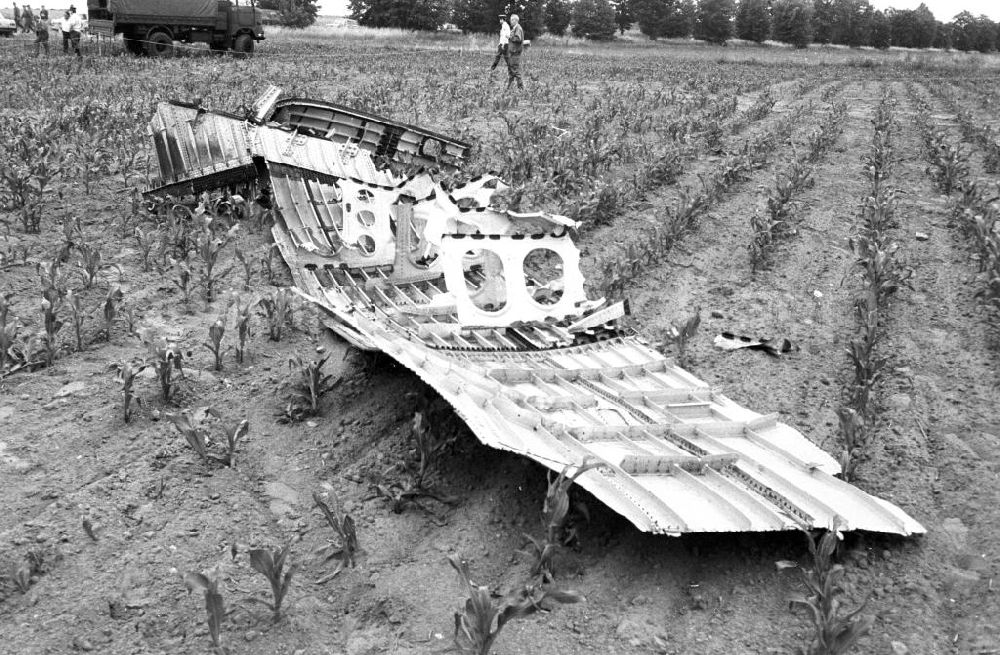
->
[713, 331, 796, 357]
[142, 87, 924, 538]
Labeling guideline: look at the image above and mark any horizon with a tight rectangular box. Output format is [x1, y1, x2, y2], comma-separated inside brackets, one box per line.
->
[315, 0, 1000, 24]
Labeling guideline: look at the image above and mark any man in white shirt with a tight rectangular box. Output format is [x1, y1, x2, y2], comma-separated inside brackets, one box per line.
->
[66, 6, 82, 57]
[60, 8, 70, 52]
[489, 14, 510, 75]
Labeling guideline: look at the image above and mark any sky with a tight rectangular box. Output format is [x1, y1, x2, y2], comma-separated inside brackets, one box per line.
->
[316, 0, 1000, 23]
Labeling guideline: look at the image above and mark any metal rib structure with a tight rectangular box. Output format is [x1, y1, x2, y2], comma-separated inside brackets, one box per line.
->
[143, 89, 924, 537]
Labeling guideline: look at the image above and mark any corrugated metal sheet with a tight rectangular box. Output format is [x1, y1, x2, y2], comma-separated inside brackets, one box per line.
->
[144, 99, 925, 538]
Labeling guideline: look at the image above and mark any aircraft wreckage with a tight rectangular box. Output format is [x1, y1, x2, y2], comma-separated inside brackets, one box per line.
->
[143, 87, 924, 537]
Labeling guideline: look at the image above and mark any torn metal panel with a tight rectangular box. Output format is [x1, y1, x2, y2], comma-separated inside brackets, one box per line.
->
[264, 97, 471, 171]
[142, 89, 925, 538]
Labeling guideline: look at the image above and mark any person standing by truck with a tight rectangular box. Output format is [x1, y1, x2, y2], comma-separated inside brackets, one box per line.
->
[34, 7, 48, 55]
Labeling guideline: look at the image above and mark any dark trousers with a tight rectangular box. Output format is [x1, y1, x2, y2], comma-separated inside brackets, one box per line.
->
[507, 52, 523, 89]
[70, 30, 80, 56]
[490, 43, 508, 71]
[62, 30, 70, 52]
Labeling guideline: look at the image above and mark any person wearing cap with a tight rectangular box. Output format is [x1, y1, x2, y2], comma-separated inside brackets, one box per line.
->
[34, 7, 49, 55]
[506, 14, 525, 91]
[489, 14, 510, 76]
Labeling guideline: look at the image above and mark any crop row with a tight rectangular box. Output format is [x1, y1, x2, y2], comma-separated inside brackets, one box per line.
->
[926, 85, 1000, 174]
[838, 89, 906, 483]
[589, 100, 816, 302]
[911, 88, 1000, 315]
[748, 97, 848, 271]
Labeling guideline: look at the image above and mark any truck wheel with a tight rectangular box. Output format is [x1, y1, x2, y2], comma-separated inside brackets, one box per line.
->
[145, 32, 173, 57]
[233, 34, 254, 58]
[123, 36, 143, 55]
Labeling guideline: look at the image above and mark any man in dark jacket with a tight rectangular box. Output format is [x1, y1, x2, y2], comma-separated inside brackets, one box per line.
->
[506, 14, 524, 90]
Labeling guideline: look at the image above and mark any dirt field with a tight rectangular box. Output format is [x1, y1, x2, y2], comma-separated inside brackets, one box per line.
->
[1, 27, 999, 655]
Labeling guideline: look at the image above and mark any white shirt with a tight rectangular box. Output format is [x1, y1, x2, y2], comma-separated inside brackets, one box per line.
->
[498, 21, 510, 45]
[66, 12, 82, 32]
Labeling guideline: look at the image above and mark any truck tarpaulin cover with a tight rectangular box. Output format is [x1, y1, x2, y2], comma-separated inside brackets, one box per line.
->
[108, 0, 218, 19]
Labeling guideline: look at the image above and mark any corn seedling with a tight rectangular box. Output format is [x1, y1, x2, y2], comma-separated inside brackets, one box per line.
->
[657, 308, 701, 368]
[193, 225, 238, 302]
[64, 289, 90, 352]
[260, 288, 294, 341]
[836, 407, 867, 482]
[170, 254, 195, 305]
[40, 292, 63, 367]
[134, 226, 158, 272]
[0, 292, 18, 371]
[146, 337, 184, 402]
[234, 245, 254, 289]
[248, 544, 295, 622]
[231, 293, 258, 364]
[203, 316, 227, 371]
[184, 571, 227, 654]
[286, 353, 338, 419]
[312, 491, 359, 581]
[168, 411, 212, 464]
[207, 408, 248, 467]
[102, 286, 124, 342]
[523, 458, 602, 582]
[782, 526, 874, 655]
[110, 358, 147, 423]
[448, 554, 583, 655]
[75, 242, 121, 289]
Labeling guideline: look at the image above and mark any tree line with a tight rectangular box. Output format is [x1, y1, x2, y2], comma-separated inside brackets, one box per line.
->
[346, 0, 1000, 52]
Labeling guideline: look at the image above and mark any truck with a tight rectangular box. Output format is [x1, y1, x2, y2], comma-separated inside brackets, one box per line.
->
[86, 0, 264, 57]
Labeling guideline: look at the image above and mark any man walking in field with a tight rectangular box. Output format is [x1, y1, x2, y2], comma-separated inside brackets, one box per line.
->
[489, 14, 510, 77]
[506, 14, 524, 91]
[60, 8, 70, 52]
[34, 7, 48, 56]
[66, 5, 81, 56]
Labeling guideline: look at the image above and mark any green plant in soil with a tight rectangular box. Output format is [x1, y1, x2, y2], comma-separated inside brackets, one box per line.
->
[193, 224, 238, 302]
[230, 293, 259, 364]
[184, 571, 228, 654]
[207, 408, 248, 467]
[836, 407, 867, 482]
[312, 491, 359, 581]
[657, 308, 701, 368]
[167, 411, 212, 464]
[203, 316, 227, 371]
[40, 290, 63, 368]
[146, 337, 184, 402]
[0, 292, 18, 371]
[286, 353, 338, 419]
[249, 544, 295, 623]
[110, 358, 147, 424]
[234, 244, 254, 289]
[448, 554, 584, 655]
[260, 287, 294, 341]
[64, 289, 90, 352]
[134, 226, 159, 273]
[102, 285, 124, 342]
[781, 526, 873, 655]
[523, 458, 602, 582]
[170, 254, 195, 305]
[75, 242, 122, 289]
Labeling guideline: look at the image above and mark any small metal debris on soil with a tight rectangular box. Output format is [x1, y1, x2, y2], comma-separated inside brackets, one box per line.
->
[915, 232, 930, 241]
[714, 332, 796, 357]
